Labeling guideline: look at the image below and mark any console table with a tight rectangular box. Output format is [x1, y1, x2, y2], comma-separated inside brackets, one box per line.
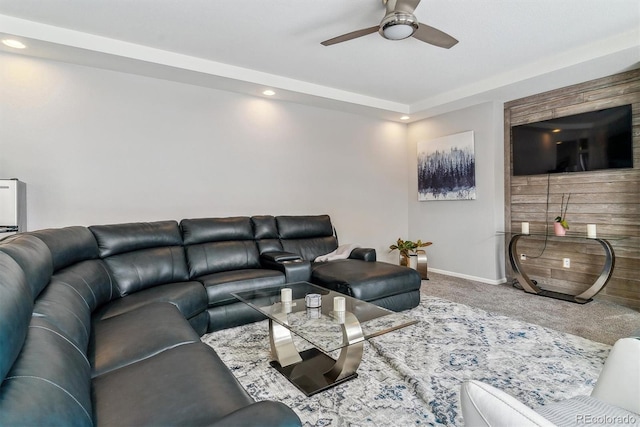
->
[506, 232, 616, 304]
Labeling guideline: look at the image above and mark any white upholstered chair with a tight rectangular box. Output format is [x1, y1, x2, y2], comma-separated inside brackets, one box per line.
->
[460, 337, 640, 426]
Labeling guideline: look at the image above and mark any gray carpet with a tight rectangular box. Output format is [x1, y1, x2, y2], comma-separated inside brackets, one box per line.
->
[422, 272, 640, 345]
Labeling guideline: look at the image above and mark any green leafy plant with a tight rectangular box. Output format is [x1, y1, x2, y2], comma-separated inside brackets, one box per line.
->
[555, 193, 571, 230]
[389, 238, 432, 258]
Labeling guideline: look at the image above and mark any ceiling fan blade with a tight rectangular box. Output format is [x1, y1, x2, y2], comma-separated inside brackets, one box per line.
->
[393, 0, 422, 14]
[412, 24, 458, 48]
[321, 26, 379, 46]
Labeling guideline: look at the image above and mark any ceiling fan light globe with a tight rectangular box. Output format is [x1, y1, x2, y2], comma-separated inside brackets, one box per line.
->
[380, 12, 418, 40]
[382, 23, 415, 40]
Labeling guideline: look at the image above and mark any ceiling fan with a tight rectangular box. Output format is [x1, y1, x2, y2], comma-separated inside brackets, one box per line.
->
[321, 0, 458, 48]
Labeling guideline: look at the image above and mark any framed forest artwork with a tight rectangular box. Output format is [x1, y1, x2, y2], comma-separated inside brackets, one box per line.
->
[417, 131, 476, 201]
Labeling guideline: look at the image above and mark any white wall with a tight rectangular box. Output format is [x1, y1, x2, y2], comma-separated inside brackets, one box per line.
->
[407, 102, 506, 283]
[0, 52, 409, 262]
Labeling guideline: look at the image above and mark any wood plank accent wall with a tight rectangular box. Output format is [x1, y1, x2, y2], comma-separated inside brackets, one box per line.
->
[504, 69, 640, 310]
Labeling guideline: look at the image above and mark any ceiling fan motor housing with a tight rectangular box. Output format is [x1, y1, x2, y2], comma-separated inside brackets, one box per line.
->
[320, 0, 457, 48]
[379, 12, 418, 40]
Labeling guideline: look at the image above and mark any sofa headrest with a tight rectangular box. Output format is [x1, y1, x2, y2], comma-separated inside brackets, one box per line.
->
[0, 234, 53, 299]
[90, 221, 182, 257]
[31, 226, 99, 271]
[276, 215, 334, 239]
[251, 216, 278, 239]
[181, 217, 253, 245]
[0, 252, 33, 382]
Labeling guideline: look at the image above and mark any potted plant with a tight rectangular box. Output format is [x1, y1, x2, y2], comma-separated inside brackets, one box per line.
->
[389, 238, 432, 268]
[554, 193, 570, 236]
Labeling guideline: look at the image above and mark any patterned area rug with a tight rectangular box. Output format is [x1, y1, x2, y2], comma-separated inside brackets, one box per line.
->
[201, 296, 610, 426]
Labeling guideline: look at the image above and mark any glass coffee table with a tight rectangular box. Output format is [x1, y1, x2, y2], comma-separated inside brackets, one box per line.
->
[232, 281, 417, 396]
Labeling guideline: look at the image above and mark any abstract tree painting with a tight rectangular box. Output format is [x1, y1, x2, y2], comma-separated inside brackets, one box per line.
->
[417, 131, 476, 201]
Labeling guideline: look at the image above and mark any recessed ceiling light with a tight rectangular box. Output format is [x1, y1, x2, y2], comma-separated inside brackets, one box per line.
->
[400, 116, 410, 121]
[2, 39, 26, 49]
[262, 90, 276, 96]
[552, 129, 561, 133]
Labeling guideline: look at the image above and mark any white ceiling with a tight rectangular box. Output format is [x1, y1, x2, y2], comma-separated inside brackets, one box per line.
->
[0, 0, 638, 122]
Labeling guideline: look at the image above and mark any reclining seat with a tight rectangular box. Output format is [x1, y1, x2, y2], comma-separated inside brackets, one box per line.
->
[180, 217, 286, 332]
[83, 222, 297, 426]
[89, 220, 209, 335]
[274, 215, 422, 312]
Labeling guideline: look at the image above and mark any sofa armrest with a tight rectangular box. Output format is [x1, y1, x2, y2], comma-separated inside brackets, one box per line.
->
[260, 252, 311, 283]
[208, 401, 301, 427]
[349, 248, 376, 262]
[591, 337, 640, 414]
[460, 380, 555, 427]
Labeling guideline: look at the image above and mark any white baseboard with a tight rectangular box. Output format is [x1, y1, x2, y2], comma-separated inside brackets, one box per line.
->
[428, 268, 507, 286]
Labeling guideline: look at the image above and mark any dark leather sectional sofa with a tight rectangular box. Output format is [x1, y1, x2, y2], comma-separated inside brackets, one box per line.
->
[0, 214, 421, 426]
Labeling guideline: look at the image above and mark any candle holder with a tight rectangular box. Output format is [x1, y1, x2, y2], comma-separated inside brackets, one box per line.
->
[305, 293, 322, 308]
[280, 288, 292, 303]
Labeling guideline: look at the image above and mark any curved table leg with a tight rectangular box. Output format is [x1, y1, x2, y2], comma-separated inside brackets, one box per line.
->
[509, 234, 542, 294]
[269, 308, 302, 367]
[574, 238, 616, 303]
[324, 311, 364, 383]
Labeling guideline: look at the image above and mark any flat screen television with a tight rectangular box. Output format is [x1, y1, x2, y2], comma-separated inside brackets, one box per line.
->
[511, 104, 633, 176]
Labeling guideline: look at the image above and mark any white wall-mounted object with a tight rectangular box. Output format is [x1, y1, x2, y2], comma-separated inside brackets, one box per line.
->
[0, 179, 27, 238]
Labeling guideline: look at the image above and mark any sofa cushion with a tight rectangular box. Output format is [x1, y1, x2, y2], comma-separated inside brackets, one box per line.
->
[33, 280, 92, 353]
[199, 269, 285, 307]
[0, 317, 93, 427]
[92, 343, 255, 426]
[181, 217, 253, 245]
[186, 240, 262, 277]
[276, 215, 334, 239]
[276, 216, 338, 261]
[30, 259, 115, 355]
[0, 252, 32, 382]
[49, 259, 116, 313]
[90, 220, 183, 258]
[0, 233, 53, 300]
[93, 281, 208, 322]
[181, 217, 263, 277]
[90, 302, 200, 377]
[311, 259, 422, 301]
[105, 246, 190, 296]
[90, 221, 190, 296]
[31, 226, 100, 271]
